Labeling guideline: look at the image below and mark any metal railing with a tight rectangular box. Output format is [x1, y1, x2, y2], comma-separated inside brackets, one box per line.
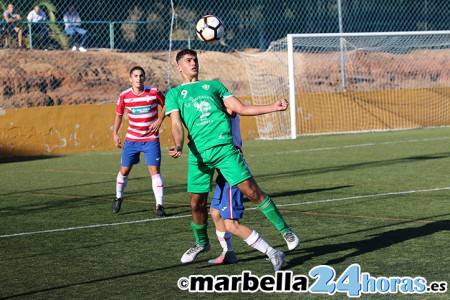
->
[3, 20, 188, 51]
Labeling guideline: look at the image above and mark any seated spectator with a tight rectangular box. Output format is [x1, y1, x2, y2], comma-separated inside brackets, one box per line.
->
[3, 3, 23, 49]
[63, 5, 88, 52]
[27, 5, 49, 50]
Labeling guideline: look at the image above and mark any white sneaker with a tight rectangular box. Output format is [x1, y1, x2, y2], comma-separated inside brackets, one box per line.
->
[283, 231, 300, 250]
[78, 47, 87, 52]
[181, 243, 210, 263]
[267, 248, 285, 271]
[71, 46, 77, 51]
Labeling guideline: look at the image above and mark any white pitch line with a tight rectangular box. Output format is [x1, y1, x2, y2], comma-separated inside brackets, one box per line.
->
[98, 136, 450, 157]
[1, 186, 449, 239]
[248, 136, 450, 157]
[269, 186, 450, 207]
[0, 215, 188, 238]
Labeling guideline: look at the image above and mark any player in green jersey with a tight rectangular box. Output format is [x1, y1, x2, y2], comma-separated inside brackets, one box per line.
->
[165, 49, 300, 271]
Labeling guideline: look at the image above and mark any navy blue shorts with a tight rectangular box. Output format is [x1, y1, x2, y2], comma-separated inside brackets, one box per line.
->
[121, 140, 161, 167]
[210, 172, 244, 220]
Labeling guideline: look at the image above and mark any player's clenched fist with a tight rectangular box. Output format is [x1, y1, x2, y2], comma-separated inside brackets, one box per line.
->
[113, 134, 122, 148]
[273, 99, 289, 111]
[167, 145, 182, 158]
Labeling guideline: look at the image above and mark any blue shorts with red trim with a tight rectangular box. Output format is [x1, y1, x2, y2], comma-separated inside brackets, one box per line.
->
[121, 140, 161, 167]
[210, 172, 244, 220]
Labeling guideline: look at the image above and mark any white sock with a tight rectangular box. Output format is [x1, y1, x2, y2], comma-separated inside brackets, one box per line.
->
[244, 230, 270, 254]
[265, 247, 276, 258]
[216, 230, 234, 253]
[116, 172, 128, 199]
[152, 174, 164, 206]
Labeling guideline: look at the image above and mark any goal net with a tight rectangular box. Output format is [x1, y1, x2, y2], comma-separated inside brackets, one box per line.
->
[239, 31, 450, 139]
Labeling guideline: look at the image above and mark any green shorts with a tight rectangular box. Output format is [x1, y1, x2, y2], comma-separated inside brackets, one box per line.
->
[187, 143, 252, 193]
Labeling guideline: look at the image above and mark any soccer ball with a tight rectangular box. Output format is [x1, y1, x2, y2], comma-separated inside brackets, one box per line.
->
[196, 15, 224, 42]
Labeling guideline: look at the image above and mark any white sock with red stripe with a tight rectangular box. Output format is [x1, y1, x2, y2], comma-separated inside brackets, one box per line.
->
[216, 230, 234, 252]
[116, 172, 128, 199]
[152, 174, 164, 206]
[244, 230, 270, 254]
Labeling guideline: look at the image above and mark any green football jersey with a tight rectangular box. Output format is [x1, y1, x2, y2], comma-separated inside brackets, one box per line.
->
[165, 80, 234, 153]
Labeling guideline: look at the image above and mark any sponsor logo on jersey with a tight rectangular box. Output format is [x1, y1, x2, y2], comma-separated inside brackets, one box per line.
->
[130, 106, 151, 114]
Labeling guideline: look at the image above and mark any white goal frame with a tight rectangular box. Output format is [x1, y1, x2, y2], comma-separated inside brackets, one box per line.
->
[287, 31, 450, 139]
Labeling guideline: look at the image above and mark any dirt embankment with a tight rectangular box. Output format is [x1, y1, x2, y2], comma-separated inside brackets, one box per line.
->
[1, 48, 447, 109]
[0, 49, 251, 109]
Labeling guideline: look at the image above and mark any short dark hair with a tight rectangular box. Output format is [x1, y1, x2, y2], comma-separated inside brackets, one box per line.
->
[129, 66, 145, 76]
[176, 49, 197, 63]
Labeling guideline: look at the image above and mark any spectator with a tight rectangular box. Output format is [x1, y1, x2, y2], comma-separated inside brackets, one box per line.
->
[27, 5, 49, 50]
[3, 3, 23, 49]
[63, 4, 88, 52]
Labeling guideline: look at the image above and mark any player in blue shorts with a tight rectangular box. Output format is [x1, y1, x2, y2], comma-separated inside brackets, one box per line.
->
[208, 170, 241, 264]
[208, 112, 288, 267]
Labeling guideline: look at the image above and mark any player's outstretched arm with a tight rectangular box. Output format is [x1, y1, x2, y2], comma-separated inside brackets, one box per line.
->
[167, 110, 184, 158]
[224, 96, 288, 116]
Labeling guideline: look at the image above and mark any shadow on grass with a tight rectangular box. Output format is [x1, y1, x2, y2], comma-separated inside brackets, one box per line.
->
[0, 194, 193, 217]
[241, 185, 352, 203]
[0, 155, 62, 164]
[254, 152, 450, 181]
[286, 219, 450, 268]
[199, 214, 450, 271]
[3, 221, 448, 298]
[119, 205, 192, 217]
[2, 262, 193, 299]
[0, 180, 189, 216]
[0, 178, 188, 197]
[2, 151, 447, 218]
[270, 185, 352, 199]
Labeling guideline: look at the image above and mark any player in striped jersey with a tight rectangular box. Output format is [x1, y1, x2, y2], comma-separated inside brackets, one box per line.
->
[112, 66, 167, 217]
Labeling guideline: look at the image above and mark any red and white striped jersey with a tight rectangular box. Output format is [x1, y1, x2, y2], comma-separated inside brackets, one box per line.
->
[116, 86, 165, 142]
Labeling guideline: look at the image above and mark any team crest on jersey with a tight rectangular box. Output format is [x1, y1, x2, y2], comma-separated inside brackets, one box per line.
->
[194, 101, 211, 121]
[202, 84, 210, 90]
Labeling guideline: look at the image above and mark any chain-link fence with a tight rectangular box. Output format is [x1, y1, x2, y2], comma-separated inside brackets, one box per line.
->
[0, 0, 448, 108]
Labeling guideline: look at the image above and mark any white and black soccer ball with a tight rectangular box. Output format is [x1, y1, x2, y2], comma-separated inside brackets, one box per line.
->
[196, 15, 225, 42]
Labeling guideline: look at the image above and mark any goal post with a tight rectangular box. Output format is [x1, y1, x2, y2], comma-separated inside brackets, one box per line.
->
[240, 31, 450, 139]
[287, 34, 296, 139]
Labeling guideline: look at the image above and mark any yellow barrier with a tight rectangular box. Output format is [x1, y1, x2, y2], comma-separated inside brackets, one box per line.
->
[0, 99, 258, 157]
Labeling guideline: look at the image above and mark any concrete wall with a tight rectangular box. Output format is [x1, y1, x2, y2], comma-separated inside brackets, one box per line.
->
[0, 99, 258, 157]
